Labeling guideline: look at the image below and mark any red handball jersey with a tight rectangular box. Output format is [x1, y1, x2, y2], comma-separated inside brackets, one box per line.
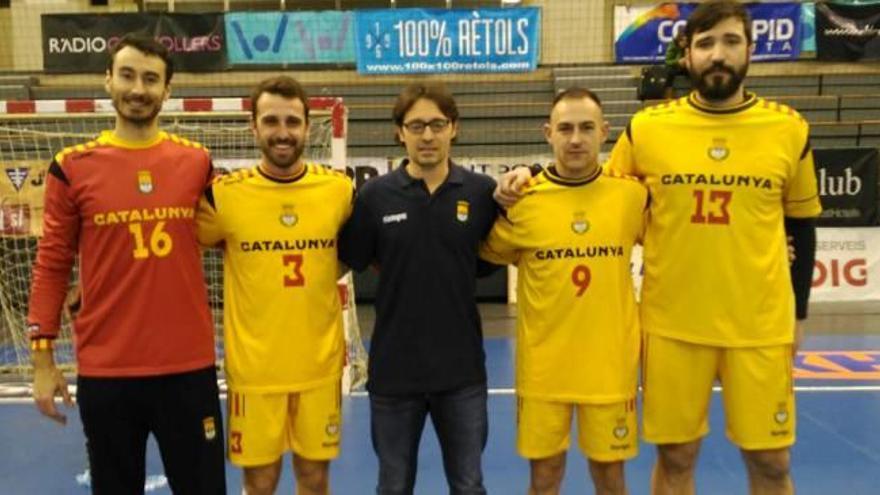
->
[27, 131, 216, 377]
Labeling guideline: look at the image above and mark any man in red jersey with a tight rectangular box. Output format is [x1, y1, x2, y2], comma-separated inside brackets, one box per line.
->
[27, 34, 225, 494]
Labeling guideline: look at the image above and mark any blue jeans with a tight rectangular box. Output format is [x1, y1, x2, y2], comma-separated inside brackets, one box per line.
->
[370, 382, 488, 495]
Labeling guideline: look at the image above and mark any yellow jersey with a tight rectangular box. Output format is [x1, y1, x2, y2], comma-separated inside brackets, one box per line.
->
[606, 93, 822, 347]
[480, 167, 647, 403]
[197, 164, 353, 392]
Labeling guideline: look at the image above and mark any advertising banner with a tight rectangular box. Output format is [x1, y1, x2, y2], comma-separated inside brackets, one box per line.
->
[225, 11, 355, 65]
[42, 13, 226, 73]
[354, 8, 540, 74]
[816, 2, 880, 61]
[613, 2, 802, 63]
[811, 227, 880, 302]
[0, 161, 50, 237]
[801, 2, 817, 52]
[814, 148, 879, 227]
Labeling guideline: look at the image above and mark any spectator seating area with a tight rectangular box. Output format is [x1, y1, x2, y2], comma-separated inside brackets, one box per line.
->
[2, 66, 879, 157]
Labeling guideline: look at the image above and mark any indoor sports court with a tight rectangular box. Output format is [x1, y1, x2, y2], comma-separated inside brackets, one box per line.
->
[2, 304, 880, 493]
[2, 0, 880, 494]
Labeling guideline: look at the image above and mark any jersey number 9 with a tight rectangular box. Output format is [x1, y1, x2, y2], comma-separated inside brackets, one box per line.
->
[571, 265, 592, 297]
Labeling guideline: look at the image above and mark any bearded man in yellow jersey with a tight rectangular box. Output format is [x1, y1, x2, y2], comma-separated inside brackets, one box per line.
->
[496, 2, 821, 494]
[197, 76, 352, 495]
[481, 88, 647, 495]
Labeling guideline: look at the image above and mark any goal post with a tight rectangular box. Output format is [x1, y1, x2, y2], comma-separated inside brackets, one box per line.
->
[0, 97, 367, 393]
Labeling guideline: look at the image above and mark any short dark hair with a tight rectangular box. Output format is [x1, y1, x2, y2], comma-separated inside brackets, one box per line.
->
[250, 76, 310, 122]
[551, 87, 603, 113]
[107, 33, 174, 85]
[685, 0, 753, 47]
[392, 83, 459, 144]
[392, 82, 459, 127]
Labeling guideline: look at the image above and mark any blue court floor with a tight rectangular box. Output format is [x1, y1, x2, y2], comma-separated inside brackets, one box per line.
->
[2, 304, 880, 494]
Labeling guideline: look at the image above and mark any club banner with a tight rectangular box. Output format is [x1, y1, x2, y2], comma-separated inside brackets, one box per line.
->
[613, 2, 802, 63]
[225, 11, 355, 65]
[814, 148, 879, 227]
[354, 8, 540, 74]
[0, 161, 49, 237]
[816, 2, 880, 61]
[812, 227, 880, 302]
[41, 13, 226, 73]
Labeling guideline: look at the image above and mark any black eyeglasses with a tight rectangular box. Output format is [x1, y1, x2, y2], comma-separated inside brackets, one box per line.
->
[402, 119, 450, 134]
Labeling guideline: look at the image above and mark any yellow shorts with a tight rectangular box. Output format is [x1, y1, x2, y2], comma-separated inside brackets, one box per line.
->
[642, 333, 796, 450]
[227, 380, 342, 466]
[516, 396, 638, 462]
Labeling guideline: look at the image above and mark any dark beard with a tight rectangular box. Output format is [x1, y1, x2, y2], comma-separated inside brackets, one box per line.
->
[262, 139, 304, 169]
[690, 61, 748, 102]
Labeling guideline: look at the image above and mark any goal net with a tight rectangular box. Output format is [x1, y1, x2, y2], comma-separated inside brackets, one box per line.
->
[0, 97, 368, 393]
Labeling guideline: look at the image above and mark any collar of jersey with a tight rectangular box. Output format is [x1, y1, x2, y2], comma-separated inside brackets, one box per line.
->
[99, 130, 166, 149]
[256, 162, 308, 183]
[687, 91, 758, 115]
[543, 165, 601, 187]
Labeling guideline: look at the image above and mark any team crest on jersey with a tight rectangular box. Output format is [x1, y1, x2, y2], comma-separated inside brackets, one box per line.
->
[325, 421, 340, 437]
[137, 170, 154, 194]
[774, 402, 789, 425]
[203, 417, 217, 441]
[571, 211, 590, 234]
[279, 204, 298, 227]
[5, 167, 29, 192]
[707, 138, 730, 162]
[456, 200, 470, 222]
[612, 424, 629, 439]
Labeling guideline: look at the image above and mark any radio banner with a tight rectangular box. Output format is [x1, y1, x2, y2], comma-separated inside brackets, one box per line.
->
[42, 13, 226, 73]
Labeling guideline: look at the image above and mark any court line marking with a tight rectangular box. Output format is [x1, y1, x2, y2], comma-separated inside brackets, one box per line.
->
[799, 409, 880, 464]
[3, 384, 880, 404]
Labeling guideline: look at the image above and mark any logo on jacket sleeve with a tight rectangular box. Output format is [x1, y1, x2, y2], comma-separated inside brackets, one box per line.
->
[137, 171, 154, 194]
[456, 200, 469, 222]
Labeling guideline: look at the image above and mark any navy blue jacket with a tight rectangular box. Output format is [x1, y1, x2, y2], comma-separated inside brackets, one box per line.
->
[339, 161, 498, 395]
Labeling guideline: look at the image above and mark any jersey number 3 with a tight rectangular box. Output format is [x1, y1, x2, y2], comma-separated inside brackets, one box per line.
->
[690, 189, 732, 225]
[283, 254, 305, 287]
